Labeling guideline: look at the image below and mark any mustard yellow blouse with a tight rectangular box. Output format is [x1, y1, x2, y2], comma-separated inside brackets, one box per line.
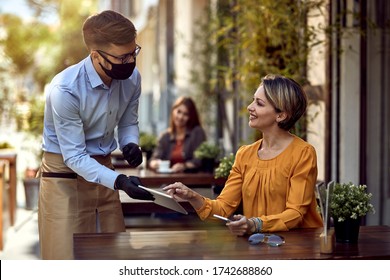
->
[197, 135, 323, 232]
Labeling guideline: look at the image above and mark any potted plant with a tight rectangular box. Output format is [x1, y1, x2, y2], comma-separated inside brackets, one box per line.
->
[139, 132, 157, 162]
[194, 141, 221, 173]
[330, 182, 375, 243]
[215, 153, 235, 179]
[213, 153, 235, 194]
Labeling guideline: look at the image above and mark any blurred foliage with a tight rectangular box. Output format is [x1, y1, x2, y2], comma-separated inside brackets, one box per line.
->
[0, 0, 97, 138]
[194, 141, 221, 159]
[0, 0, 97, 86]
[11, 94, 45, 138]
[0, 141, 14, 149]
[0, 14, 51, 75]
[26, 0, 60, 17]
[189, 0, 327, 145]
[26, 96, 45, 137]
[54, 0, 93, 74]
[139, 132, 157, 153]
[215, 153, 235, 179]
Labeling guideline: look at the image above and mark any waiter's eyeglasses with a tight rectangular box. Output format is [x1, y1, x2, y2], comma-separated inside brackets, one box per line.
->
[248, 233, 285, 247]
[96, 45, 141, 64]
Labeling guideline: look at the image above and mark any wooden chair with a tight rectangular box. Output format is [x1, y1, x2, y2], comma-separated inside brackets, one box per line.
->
[0, 161, 10, 251]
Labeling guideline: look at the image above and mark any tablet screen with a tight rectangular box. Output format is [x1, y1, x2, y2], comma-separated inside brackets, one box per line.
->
[138, 185, 188, 215]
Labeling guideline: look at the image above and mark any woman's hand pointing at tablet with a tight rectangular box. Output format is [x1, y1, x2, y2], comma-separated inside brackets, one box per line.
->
[163, 182, 205, 209]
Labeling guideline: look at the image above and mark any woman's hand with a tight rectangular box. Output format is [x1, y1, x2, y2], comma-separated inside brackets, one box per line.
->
[226, 214, 254, 236]
[171, 162, 186, 173]
[148, 159, 159, 170]
[163, 182, 204, 209]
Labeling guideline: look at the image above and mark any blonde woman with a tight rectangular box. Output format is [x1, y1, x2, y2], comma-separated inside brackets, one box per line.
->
[164, 74, 323, 235]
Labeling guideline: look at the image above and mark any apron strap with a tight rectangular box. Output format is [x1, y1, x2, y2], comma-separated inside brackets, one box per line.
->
[41, 172, 77, 179]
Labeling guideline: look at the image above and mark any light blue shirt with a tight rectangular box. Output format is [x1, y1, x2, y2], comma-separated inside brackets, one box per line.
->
[42, 56, 141, 189]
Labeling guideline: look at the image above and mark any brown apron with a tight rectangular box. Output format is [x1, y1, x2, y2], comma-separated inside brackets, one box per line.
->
[37, 152, 125, 260]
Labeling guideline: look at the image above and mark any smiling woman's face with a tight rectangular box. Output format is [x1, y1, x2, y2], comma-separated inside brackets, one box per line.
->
[247, 85, 279, 130]
[172, 104, 190, 128]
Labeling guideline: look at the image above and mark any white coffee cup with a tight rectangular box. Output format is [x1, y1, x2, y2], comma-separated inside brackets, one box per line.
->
[158, 160, 171, 172]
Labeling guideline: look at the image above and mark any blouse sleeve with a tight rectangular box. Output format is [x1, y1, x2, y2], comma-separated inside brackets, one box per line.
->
[196, 146, 245, 220]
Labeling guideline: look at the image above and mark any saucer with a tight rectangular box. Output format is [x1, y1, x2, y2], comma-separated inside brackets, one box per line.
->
[157, 168, 173, 174]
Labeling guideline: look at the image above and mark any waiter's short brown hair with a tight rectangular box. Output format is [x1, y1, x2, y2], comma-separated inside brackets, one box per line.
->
[82, 10, 137, 50]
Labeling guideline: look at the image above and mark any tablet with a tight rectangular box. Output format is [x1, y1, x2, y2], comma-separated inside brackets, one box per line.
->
[138, 185, 188, 215]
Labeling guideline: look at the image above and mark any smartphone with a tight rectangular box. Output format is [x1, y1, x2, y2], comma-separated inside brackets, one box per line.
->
[213, 214, 232, 222]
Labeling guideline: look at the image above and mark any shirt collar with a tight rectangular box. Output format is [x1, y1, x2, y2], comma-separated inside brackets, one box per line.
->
[85, 55, 106, 89]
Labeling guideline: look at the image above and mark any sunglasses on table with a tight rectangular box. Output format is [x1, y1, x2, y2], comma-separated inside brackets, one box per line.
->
[248, 233, 285, 247]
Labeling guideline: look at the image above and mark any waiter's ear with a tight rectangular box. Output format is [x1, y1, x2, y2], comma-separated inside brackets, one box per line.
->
[91, 50, 99, 60]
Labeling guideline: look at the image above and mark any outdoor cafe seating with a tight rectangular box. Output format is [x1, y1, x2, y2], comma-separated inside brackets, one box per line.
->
[73, 166, 390, 260]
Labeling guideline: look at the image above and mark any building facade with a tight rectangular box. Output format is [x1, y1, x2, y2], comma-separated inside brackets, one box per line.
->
[103, 0, 390, 226]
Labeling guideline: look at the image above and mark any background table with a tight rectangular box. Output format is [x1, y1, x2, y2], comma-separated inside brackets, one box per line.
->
[116, 168, 226, 187]
[0, 161, 10, 250]
[0, 151, 17, 226]
[74, 226, 390, 260]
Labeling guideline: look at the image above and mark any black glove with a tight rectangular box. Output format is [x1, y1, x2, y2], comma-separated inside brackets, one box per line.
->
[122, 142, 143, 168]
[115, 174, 154, 201]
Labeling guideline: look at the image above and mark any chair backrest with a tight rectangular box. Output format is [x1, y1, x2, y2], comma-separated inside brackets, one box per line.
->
[0, 161, 6, 250]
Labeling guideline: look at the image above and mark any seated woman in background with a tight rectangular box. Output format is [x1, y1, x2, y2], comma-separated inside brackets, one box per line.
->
[163, 74, 323, 234]
[149, 96, 206, 173]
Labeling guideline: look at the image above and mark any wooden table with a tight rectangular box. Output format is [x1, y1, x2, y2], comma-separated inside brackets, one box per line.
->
[0, 151, 17, 226]
[116, 168, 226, 187]
[74, 225, 390, 260]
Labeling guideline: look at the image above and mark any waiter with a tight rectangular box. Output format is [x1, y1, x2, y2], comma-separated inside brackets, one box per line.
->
[38, 10, 153, 260]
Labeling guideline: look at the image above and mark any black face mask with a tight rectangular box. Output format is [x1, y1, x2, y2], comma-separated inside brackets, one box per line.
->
[99, 58, 136, 80]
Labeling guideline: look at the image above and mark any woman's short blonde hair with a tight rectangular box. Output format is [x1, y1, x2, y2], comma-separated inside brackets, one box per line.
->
[261, 74, 307, 131]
